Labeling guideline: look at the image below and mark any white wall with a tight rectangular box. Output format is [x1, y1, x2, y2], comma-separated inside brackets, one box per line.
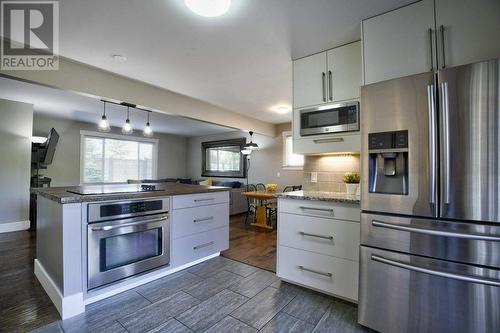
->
[186, 123, 303, 187]
[33, 114, 189, 186]
[0, 98, 33, 232]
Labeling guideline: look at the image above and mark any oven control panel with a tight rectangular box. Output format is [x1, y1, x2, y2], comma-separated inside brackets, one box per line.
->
[88, 198, 170, 223]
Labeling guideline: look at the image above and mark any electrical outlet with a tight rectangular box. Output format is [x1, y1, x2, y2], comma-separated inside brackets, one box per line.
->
[277, 172, 280, 177]
[311, 172, 318, 183]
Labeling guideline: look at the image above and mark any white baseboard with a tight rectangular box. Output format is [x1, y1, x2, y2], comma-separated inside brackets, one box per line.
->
[85, 252, 221, 305]
[0, 220, 30, 233]
[34, 259, 85, 320]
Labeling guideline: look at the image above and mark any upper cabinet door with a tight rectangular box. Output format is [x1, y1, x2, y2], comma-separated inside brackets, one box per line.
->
[362, 0, 436, 85]
[293, 52, 327, 109]
[435, 0, 500, 69]
[327, 41, 362, 102]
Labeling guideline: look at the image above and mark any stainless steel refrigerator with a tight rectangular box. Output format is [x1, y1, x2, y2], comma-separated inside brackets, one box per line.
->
[358, 59, 500, 333]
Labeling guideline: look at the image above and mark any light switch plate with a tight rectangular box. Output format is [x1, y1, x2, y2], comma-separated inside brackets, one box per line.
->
[311, 172, 318, 183]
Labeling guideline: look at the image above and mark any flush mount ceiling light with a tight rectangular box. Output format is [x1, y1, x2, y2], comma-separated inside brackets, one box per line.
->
[276, 106, 290, 114]
[185, 0, 231, 17]
[143, 111, 154, 137]
[111, 54, 127, 62]
[122, 106, 133, 135]
[98, 101, 111, 132]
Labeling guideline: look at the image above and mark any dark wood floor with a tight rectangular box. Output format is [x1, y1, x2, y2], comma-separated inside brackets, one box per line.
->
[222, 214, 277, 272]
[0, 230, 59, 333]
[0, 214, 276, 332]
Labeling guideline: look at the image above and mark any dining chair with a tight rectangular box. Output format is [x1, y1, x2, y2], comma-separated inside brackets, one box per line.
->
[244, 184, 257, 224]
[255, 183, 266, 191]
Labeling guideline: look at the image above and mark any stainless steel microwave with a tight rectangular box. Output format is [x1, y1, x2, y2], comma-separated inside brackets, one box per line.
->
[299, 101, 359, 136]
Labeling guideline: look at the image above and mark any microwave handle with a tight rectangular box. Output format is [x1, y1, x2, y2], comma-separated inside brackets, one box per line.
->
[91, 216, 168, 231]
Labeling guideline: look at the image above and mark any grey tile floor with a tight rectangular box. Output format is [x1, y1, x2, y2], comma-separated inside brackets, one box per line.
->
[31, 257, 372, 333]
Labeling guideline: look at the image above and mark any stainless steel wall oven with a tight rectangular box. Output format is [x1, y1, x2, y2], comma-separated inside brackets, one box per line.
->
[87, 198, 170, 290]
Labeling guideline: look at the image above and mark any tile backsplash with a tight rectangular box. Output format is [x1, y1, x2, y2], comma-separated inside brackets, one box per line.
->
[302, 154, 360, 193]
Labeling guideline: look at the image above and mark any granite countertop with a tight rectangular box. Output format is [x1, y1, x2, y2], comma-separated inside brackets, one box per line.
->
[32, 183, 230, 204]
[276, 190, 360, 204]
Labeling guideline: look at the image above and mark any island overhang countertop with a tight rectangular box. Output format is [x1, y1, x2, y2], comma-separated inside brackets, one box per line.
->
[32, 183, 230, 204]
[276, 190, 360, 204]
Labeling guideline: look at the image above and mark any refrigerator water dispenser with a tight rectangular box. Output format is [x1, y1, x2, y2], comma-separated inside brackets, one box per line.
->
[368, 130, 409, 195]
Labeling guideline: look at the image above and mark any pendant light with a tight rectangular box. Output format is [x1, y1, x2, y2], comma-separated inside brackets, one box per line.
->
[122, 106, 133, 135]
[98, 101, 110, 132]
[143, 111, 153, 137]
[241, 131, 259, 155]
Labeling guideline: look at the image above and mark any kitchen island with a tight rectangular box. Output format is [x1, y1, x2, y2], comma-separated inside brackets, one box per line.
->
[32, 183, 230, 319]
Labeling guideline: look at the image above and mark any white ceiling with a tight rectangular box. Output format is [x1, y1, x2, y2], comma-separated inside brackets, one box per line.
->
[53, 0, 414, 124]
[0, 77, 234, 137]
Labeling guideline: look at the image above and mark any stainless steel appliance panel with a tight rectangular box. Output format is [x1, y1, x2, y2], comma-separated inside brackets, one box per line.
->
[88, 213, 170, 289]
[361, 72, 437, 217]
[361, 212, 500, 268]
[438, 59, 500, 222]
[358, 246, 500, 333]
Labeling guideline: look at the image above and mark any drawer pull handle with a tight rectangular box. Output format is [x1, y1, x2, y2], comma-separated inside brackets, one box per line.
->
[313, 138, 344, 144]
[193, 241, 214, 250]
[372, 220, 500, 241]
[371, 255, 500, 287]
[299, 231, 333, 241]
[194, 216, 214, 223]
[298, 265, 332, 278]
[194, 198, 215, 202]
[299, 206, 334, 214]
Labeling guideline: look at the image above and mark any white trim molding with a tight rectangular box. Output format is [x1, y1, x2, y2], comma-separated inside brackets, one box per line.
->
[34, 259, 85, 320]
[0, 220, 30, 233]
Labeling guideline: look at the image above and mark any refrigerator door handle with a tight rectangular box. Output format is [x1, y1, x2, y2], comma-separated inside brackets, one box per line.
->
[427, 84, 437, 210]
[371, 255, 500, 287]
[371, 220, 500, 241]
[441, 81, 451, 213]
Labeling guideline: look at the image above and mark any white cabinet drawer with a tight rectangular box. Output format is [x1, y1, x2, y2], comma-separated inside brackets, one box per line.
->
[171, 226, 229, 267]
[279, 198, 360, 222]
[172, 203, 229, 239]
[172, 192, 229, 210]
[277, 246, 358, 301]
[278, 212, 359, 261]
[293, 133, 360, 154]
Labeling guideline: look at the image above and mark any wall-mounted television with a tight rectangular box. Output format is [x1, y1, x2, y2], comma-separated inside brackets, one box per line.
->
[34, 128, 59, 165]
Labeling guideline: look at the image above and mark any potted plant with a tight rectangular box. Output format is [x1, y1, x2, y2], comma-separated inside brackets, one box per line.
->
[343, 172, 360, 195]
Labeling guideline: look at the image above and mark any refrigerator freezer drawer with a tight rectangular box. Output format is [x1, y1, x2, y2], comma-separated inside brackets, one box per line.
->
[359, 246, 500, 333]
[361, 212, 500, 268]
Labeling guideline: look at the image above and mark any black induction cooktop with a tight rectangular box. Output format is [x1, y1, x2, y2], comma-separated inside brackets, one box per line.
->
[67, 184, 161, 195]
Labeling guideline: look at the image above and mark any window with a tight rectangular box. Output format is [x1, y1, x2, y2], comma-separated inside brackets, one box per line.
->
[80, 131, 158, 184]
[283, 131, 304, 169]
[202, 138, 246, 178]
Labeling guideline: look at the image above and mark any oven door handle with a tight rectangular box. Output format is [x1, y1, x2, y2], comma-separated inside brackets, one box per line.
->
[91, 216, 168, 231]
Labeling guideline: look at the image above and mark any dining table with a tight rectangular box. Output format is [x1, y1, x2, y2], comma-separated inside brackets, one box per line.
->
[240, 190, 278, 229]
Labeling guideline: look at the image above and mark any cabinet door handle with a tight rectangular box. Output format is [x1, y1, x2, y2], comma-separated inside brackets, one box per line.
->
[299, 206, 334, 215]
[299, 231, 334, 241]
[298, 265, 332, 277]
[322, 72, 326, 102]
[193, 241, 214, 250]
[440, 25, 446, 69]
[194, 216, 214, 223]
[428, 28, 434, 71]
[313, 138, 344, 144]
[328, 70, 333, 101]
[194, 198, 215, 202]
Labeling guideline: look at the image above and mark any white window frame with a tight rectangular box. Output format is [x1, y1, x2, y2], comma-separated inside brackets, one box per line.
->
[80, 130, 159, 185]
[282, 131, 303, 170]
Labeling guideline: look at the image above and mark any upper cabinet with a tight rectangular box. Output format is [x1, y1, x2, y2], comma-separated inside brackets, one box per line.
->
[362, 0, 435, 85]
[362, 0, 500, 85]
[293, 41, 361, 109]
[435, 0, 500, 69]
